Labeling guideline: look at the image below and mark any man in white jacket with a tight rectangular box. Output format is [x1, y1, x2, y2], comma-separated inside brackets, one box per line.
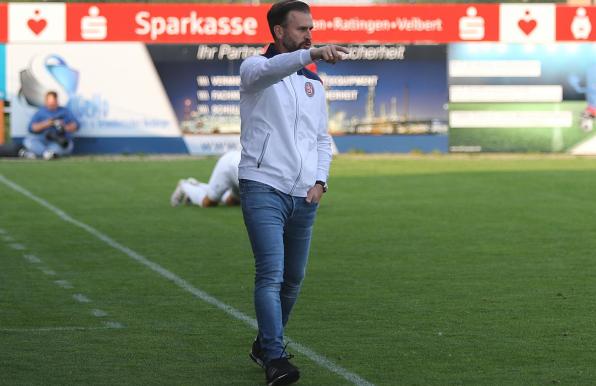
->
[239, 1, 347, 384]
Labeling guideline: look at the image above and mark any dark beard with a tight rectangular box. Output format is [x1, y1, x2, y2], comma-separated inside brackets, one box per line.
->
[282, 37, 304, 53]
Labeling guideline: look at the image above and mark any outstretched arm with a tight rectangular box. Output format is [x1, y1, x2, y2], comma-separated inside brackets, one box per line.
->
[240, 49, 313, 93]
[240, 45, 349, 93]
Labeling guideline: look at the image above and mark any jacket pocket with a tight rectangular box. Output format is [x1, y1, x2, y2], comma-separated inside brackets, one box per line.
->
[257, 133, 271, 168]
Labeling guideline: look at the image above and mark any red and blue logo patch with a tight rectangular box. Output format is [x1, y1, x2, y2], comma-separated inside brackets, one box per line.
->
[304, 81, 314, 97]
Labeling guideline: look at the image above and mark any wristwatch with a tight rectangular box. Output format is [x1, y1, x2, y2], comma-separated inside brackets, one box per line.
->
[315, 180, 328, 193]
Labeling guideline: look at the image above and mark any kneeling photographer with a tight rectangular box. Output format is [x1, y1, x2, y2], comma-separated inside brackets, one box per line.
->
[22, 91, 79, 160]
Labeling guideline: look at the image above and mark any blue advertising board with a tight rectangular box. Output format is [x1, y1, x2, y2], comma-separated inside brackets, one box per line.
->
[148, 43, 449, 153]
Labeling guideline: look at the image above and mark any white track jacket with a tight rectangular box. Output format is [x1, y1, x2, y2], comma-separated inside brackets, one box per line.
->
[238, 45, 332, 197]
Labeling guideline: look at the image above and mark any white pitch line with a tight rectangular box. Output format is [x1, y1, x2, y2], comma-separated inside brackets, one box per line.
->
[103, 321, 124, 329]
[0, 325, 122, 332]
[0, 228, 6, 234]
[73, 294, 91, 303]
[54, 280, 74, 289]
[23, 254, 41, 264]
[9, 243, 25, 251]
[92, 309, 108, 318]
[0, 174, 374, 386]
[2, 234, 14, 242]
[39, 267, 57, 276]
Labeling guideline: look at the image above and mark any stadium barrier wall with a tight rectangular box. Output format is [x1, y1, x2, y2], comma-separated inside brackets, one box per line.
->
[1, 3, 595, 154]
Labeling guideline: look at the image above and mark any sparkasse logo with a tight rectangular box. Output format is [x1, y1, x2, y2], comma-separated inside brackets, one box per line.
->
[134, 11, 258, 41]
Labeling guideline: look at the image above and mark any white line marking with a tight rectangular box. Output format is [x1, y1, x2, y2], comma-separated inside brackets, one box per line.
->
[103, 321, 123, 329]
[2, 234, 14, 242]
[9, 243, 25, 251]
[0, 174, 374, 386]
[54, 280, 73, 289]
[0, 228, 6, 234]
[39, 267, 56, 276]
[0, 325, 123, 332]
[92, 309, 108, 318]
[73, 294, 91, 303]
[23, 254, 41, 264]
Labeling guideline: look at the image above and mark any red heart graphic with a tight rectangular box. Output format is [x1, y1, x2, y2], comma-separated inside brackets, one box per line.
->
[27, 18, 47, 35]
[518, 18, 537, 36]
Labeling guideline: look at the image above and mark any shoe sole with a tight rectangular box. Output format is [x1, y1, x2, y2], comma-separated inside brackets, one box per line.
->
[267, 371, 300, 386]
[170, 180, 186, 207]
[249, 351, 265, 369]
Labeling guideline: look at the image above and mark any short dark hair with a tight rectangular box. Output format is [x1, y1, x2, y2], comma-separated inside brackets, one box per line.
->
[46, 91, 58, 99]
[267, 0, 311, 39]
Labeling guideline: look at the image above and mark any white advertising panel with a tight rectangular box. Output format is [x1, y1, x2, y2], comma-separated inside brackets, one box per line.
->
[8, 3, 66, 43]
[499, 4, 556, 43]
[7, 43, 180, 139]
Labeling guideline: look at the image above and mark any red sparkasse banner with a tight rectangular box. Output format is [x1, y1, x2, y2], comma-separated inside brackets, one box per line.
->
[0, 3, 7, 42]
[66, 3, 270, 43]
[66, 3, 500, 44]
[312, 4, 499, 43]
[556, 5, 595, 41]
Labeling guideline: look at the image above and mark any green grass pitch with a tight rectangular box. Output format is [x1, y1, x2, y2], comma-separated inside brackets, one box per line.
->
[2, 155, 596, 385]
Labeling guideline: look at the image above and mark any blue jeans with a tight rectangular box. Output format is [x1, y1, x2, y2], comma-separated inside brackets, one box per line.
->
[23, 133, 74, 157]
[240, 179, 318, 364]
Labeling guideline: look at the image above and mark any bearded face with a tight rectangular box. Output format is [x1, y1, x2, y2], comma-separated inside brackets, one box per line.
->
[277, 11, 313, 53]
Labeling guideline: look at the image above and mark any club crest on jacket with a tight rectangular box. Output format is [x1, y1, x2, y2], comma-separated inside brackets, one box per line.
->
[304, 81, 314, 97]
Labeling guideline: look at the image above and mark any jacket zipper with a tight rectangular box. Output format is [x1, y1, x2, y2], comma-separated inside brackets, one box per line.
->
[257, 133, 270, 168]
[289, 75, 303, 195]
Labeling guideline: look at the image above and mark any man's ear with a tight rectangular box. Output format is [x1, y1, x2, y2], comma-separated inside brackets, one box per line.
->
[273, 25, 284, 40]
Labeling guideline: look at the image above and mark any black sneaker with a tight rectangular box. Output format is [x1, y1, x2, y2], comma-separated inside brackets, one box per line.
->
[265, 357, 300, 386]
[249, 337, 265, 368]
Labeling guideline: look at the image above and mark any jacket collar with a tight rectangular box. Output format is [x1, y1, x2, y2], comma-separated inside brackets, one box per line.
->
[263, 43, 280, 59]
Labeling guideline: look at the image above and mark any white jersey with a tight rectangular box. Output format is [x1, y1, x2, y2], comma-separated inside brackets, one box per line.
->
[180, 151, 240, 207]
[206, 150, 241, 201]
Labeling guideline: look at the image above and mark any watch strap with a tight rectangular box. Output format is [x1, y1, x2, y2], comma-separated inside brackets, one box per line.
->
[315, 180, 327, 193]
